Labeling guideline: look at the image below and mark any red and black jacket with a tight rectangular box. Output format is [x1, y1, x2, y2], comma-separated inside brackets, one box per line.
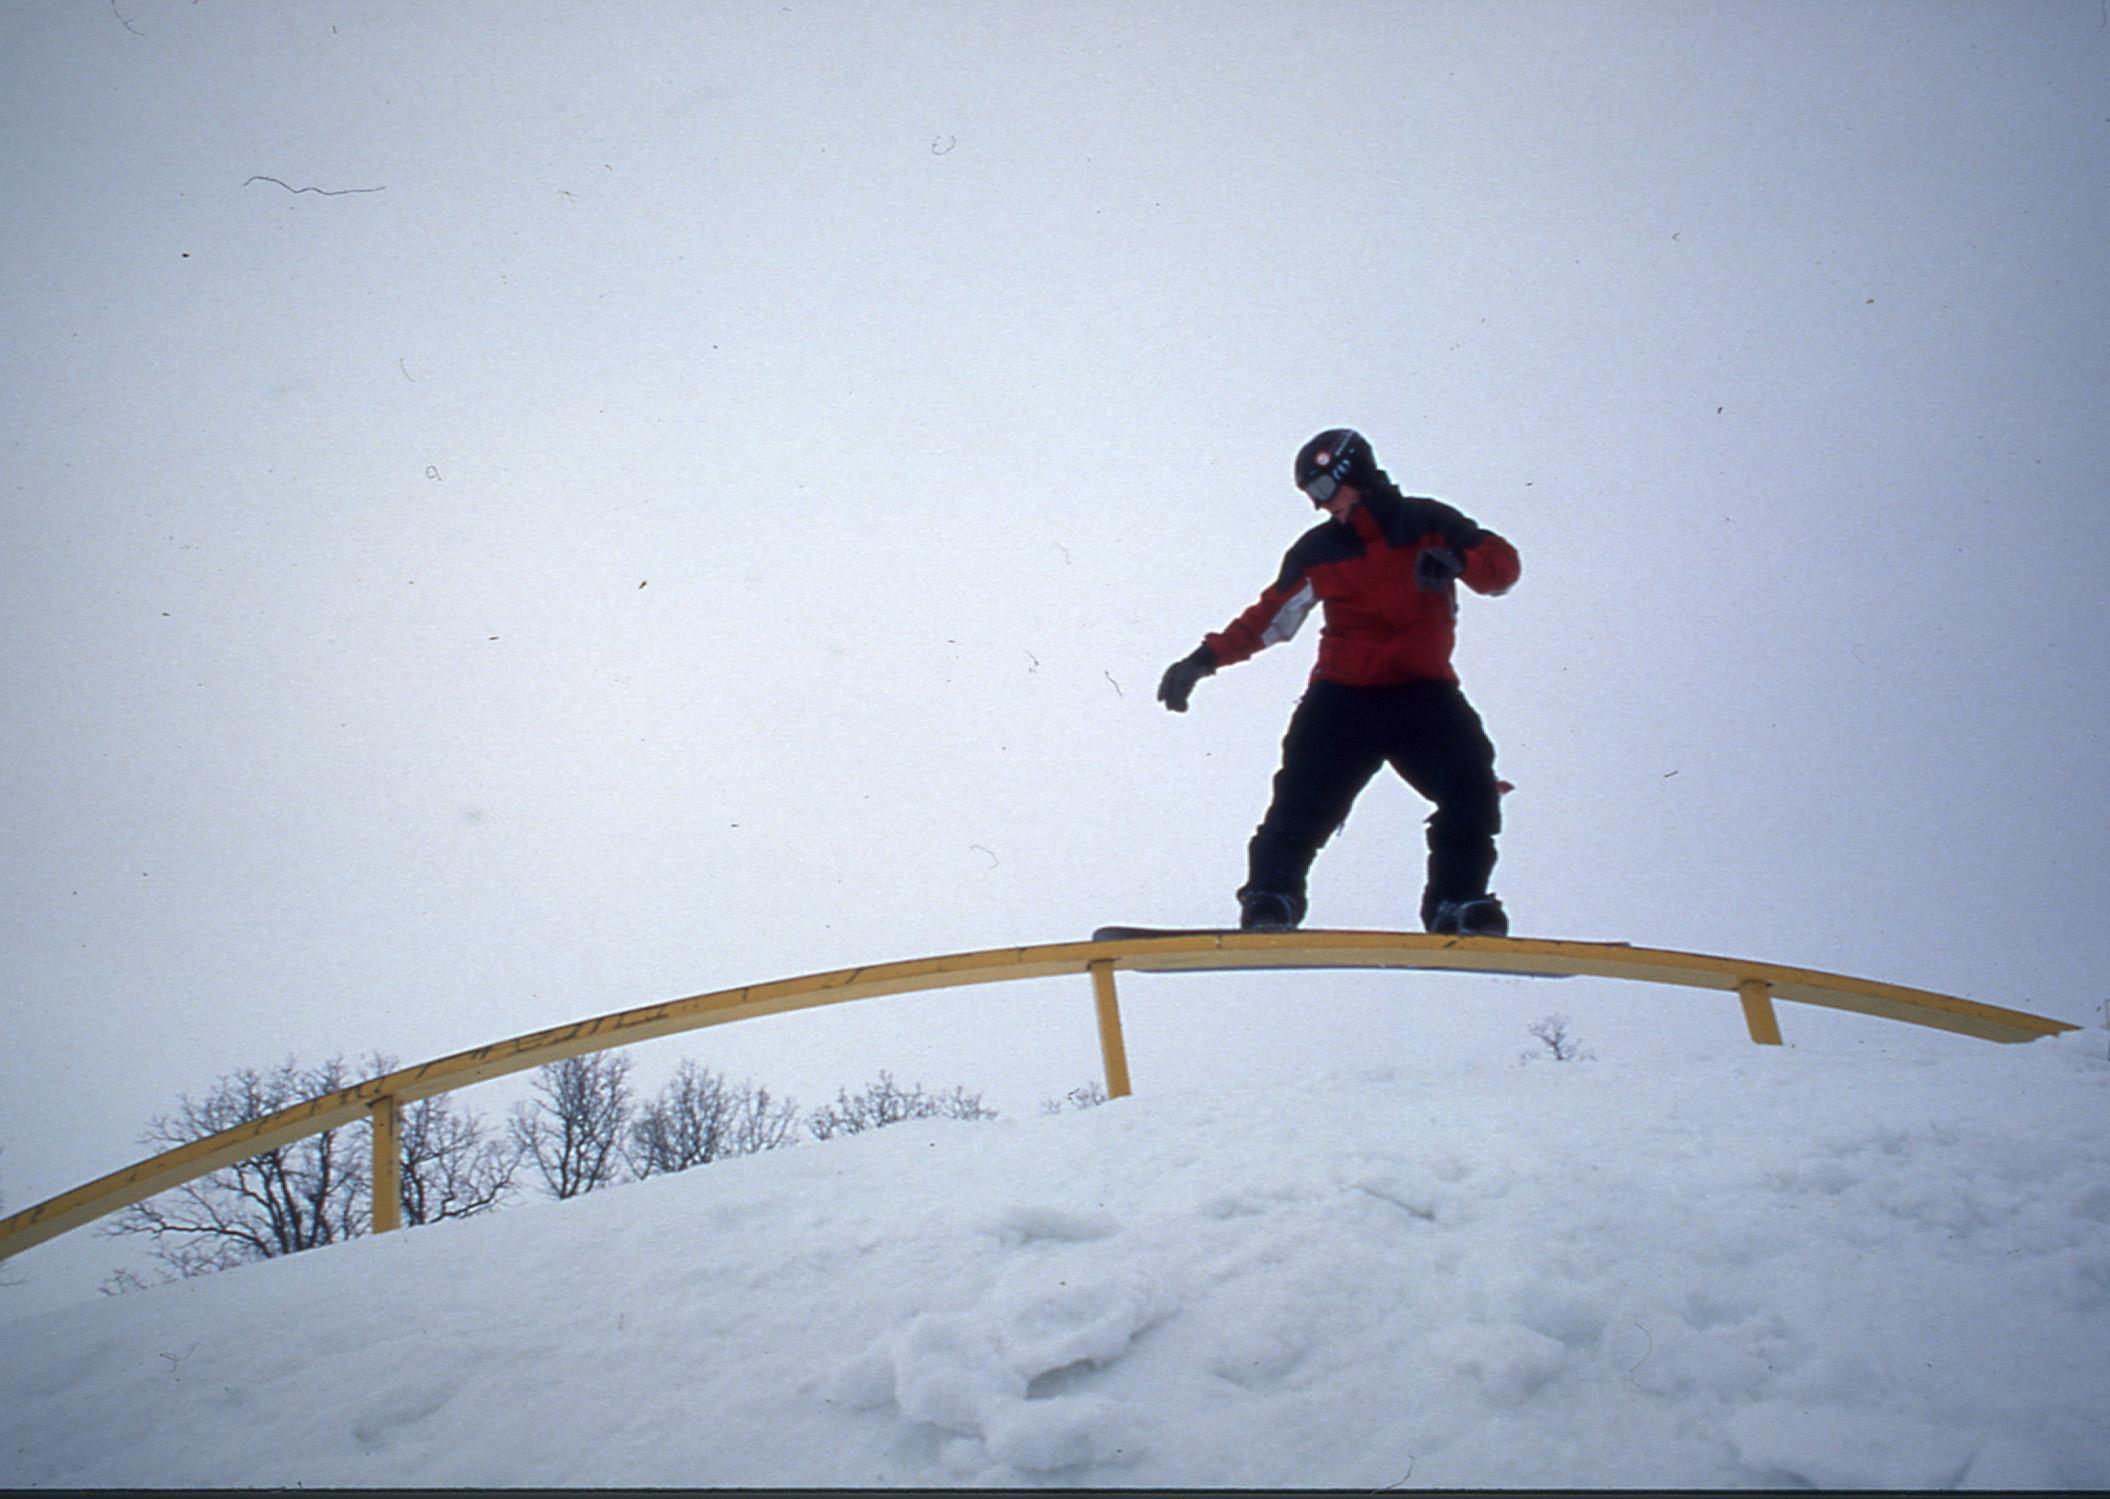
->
[1203, 489, 1520, 687]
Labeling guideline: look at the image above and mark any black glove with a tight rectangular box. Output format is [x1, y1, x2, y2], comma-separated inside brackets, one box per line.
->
[1415, 545, 1464, 592]
[1157, 645, 1217, 713]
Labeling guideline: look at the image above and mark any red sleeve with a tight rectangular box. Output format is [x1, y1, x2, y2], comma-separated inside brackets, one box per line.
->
[1461, 531, 1520, 596]
[1203, 571, 1320, 669]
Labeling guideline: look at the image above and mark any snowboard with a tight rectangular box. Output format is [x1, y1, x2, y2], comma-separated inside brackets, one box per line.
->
[1093, 925, 1267, 941]
[1092, 925, 1511, 941]
[1089, 925, 1577, 978]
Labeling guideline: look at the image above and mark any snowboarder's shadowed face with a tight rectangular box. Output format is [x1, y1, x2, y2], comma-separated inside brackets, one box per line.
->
[1319, 483, 1362, 523]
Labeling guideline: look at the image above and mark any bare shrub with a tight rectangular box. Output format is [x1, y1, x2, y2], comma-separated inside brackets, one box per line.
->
[1522, 1014, 1594, 1064]
[807, 1070, 998, 1141]
[627, 1060, 799, 1177]
[396, 1090, 521, 1225]
[107, 1056, 376, 1277]
[510, 1054, 635, 1199]
[1040, 1081, 1111, 1115]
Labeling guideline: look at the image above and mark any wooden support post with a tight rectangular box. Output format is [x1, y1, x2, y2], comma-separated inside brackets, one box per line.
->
[370, 1095, 402, 1235]
[1089, 961, 1134, 1099]
[1738, 979, 1784, 1046]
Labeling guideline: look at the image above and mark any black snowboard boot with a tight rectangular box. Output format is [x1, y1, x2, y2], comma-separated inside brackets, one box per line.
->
[1427, 895, 1509, 938]
[1239, 890, 1301, 931]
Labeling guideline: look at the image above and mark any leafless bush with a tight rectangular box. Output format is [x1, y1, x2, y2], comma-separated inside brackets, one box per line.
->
[807, 1070, 998, 1141]
[627, 1060, 799, 1177]
[106, 1055, 377, 1277]
[509, 1053, 635, 1198]
[397, 1090, 521, 1225]
[1040, 1081, 1110, 1115]
[1522, 1014, 1594, 1064]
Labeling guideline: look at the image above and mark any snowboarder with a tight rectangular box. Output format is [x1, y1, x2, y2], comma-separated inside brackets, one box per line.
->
[1156, 428, 1521, 936]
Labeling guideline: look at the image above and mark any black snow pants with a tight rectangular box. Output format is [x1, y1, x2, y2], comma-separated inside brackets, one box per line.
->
[1239, 679, 1502, 931]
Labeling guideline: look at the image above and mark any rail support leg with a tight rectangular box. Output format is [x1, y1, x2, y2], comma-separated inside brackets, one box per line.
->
[1089, 961, 1134, 1099]
[1738, 979, 1784, 1046]
[370, 1095, 402, 1235]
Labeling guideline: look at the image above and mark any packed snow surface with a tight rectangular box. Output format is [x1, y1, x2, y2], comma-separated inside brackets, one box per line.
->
[5, 1029, 2108, 1489]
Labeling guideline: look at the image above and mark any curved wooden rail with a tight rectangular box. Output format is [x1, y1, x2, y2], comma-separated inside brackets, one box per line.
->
[0, 931, 2075, 1265]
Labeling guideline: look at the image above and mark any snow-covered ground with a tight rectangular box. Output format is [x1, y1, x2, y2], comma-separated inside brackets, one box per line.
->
[4, 1024, 2108, 1490]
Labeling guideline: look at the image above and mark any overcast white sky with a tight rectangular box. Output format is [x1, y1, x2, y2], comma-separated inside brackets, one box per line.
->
[4, 0, 2106, 1309]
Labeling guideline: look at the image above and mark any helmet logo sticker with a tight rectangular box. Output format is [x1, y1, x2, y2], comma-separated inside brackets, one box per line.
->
[1326, 430, 1360, 482]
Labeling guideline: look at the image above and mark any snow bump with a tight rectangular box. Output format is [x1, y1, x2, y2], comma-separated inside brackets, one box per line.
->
[983, 1203, 1121, 1246]
[841, 1254, 1171, 1476]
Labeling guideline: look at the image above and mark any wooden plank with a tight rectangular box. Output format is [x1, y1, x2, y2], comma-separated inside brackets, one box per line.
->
[1089, 962, 1133, 1099]
[1738, 980, 1784, 1046]
[370, 1096, 402, 1235]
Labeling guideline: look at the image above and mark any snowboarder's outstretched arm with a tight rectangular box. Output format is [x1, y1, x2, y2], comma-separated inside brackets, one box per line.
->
[1200, 546, 1324, 673]
[1156, 542, 1314, 712]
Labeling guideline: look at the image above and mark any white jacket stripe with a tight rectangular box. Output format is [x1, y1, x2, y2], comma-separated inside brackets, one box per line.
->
[1260, 579, 1318, 647]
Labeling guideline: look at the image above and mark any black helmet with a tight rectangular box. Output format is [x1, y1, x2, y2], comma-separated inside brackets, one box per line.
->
[1294, 428, 1372, 505]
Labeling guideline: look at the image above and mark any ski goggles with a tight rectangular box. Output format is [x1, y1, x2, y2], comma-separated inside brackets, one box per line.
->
[1301, 470, 1342, 506]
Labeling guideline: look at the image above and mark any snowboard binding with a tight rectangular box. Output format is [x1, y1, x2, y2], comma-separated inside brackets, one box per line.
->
[1426, 895, 1509, 939]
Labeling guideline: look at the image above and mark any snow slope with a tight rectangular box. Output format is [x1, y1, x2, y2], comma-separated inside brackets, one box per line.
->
[4, 1028, 2108, 1490]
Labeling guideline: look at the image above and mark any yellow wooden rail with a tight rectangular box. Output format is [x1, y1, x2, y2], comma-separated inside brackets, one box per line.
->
[0, 932, 2075, 1265]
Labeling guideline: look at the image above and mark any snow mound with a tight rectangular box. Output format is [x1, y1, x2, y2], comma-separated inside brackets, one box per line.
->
[4, 1034, 2107, 1489]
